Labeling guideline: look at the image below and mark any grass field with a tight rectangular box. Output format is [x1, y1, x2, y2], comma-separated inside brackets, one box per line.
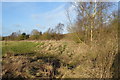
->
[2, 41, 42, 55]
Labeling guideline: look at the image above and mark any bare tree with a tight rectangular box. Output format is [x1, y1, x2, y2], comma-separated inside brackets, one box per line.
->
[31, 29, 41, 35]
[55, 23, 64, 34]
[67, 2, 114, 42]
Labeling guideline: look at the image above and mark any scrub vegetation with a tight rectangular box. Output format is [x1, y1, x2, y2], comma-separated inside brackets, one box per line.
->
[1, 2, 119, 79]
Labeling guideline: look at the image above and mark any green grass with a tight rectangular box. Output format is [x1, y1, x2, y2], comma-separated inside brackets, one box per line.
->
[2, 41, 44, 56]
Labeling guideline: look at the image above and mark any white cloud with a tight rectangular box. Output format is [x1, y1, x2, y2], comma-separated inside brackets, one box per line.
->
[13, 24, 22, 27]
[31, 4, 66, 21]
[30, 4, 70, 33]
[31, 4, 68, 28]
[36, 24, 45, 29]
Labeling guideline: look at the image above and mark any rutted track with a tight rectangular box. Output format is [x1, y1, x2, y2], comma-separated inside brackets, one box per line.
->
[2, 53, 61, 79]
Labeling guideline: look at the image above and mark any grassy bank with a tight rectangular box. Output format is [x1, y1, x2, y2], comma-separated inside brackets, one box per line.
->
[1, 39, 118, 78]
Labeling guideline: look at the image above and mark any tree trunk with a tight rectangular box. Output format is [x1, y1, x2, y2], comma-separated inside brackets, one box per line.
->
[90, 26, 93, 42]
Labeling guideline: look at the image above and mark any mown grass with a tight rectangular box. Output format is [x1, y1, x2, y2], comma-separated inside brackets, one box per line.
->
[2, 41, 44, 56]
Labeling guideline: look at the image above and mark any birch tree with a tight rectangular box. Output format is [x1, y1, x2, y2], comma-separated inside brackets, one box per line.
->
[68, 2, 114, 42]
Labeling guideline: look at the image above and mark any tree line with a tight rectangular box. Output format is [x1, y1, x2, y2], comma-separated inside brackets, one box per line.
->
[2, 23, 64, 41]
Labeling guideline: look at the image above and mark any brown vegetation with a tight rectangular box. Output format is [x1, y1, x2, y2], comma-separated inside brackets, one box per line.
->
[1, 2, 119, 79]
